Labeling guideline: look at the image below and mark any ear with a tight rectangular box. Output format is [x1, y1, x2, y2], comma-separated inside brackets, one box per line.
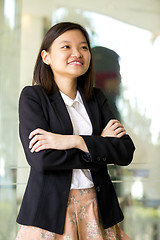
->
[41, 50, 50, 65]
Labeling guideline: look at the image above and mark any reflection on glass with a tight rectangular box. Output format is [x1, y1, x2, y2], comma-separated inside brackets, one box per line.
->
[4, 0, 16, 29]
[92, 46, 122, 196]
[92, 46, 121, 121]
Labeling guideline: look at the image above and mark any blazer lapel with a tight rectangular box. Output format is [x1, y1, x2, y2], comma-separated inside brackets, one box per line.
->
[48, 89, 73, 135]
[79, 89, 102, 135]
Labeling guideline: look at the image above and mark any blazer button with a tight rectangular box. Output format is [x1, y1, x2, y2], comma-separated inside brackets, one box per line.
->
[97, 157, 101, 162]
[96, 186, 100, 192]
[103, 157, 106, 162]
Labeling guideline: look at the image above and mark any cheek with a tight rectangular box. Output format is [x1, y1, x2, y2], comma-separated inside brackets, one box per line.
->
[52, 54, 68, 65]
[49, 56, 61, 68]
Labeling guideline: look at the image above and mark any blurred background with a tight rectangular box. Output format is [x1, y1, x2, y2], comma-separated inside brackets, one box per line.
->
[0, 0, 160, 239]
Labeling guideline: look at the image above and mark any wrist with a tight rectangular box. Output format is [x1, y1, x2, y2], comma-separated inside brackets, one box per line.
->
[75, 136, 89, 153]
[74, 135, 81, 148]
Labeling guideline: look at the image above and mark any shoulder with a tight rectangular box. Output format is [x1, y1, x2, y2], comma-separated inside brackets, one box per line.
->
[20, 85, 45, 96]
[19, 85, 51, 110]
[19, 85, 48, 101]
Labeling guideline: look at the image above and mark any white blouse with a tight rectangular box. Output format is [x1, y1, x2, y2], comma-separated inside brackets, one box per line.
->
[60, 90, 94, 189]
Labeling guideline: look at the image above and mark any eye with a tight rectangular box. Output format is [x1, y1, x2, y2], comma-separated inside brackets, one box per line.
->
[62, 45, 70, 49]
[81, 45, 89, 50]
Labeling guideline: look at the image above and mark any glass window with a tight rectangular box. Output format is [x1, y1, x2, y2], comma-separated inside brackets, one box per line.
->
[0, 0, 22, 239]
[0, 1, 160, 239]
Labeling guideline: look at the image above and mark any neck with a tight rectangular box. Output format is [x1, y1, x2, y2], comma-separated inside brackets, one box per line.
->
[56, 78, 77, 100]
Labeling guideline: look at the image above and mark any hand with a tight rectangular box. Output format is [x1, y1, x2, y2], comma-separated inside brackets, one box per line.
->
[29, 128, 74, 153]
[101, 119, 126, 138]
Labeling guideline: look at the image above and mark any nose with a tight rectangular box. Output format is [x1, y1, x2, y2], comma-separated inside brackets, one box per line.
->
[71, 48, 82, 58]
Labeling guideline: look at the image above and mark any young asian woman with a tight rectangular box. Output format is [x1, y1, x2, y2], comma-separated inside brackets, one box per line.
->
[16, 22, 135, 240]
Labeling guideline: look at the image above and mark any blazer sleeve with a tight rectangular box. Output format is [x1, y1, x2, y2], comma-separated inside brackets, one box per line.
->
[19, 86, 98, 173]
[81, 88, 135, 166]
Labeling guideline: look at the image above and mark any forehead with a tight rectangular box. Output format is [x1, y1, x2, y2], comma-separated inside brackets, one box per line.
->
[54, 29, 88, 44]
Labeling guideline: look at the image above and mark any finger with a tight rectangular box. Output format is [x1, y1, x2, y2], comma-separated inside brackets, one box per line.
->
[29, 128, 47, 139]
[30, 140, 46, 153]
[29, 134, 44, 149]
[114, 127, 126, 135]
[110, 122, 122, 131]
[34, 144, 51, 152]
[117, 131, 126, 138]
[107, 119, 119, 128]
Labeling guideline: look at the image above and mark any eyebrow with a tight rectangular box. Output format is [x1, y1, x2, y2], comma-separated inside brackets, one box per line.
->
[59, 41, 88, 45]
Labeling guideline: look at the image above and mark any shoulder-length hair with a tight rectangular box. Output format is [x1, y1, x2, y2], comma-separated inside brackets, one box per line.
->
[33, 22, 94, 99]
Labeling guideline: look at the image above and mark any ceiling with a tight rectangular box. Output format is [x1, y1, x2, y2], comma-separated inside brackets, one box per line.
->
[22, 0, 160, 37]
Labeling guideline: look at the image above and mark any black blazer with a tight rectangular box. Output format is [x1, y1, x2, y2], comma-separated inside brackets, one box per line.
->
[17, 85, 135, 234]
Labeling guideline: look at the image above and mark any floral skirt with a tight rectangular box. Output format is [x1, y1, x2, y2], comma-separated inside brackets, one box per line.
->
[16, 187, 130, 240]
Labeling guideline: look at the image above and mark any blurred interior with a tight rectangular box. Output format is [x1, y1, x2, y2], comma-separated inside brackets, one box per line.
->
[0, 0, 160, 239]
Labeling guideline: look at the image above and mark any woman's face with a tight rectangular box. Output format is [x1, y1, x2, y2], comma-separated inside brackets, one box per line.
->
[42, 29, 91, 82]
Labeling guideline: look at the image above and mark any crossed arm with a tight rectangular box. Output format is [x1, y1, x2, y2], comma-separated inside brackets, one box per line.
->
[19, 86, 135, 171]
[29, 119, 126, 153]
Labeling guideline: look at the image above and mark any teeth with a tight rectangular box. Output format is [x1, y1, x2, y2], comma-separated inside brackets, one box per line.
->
[69, 61, 82, 65]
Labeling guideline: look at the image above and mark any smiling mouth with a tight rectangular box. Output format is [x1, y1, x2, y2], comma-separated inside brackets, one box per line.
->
[68, 61, 83, 65]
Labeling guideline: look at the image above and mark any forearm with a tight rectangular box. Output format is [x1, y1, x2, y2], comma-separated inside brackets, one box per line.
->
[81, 134, 135, 166]
[56, 135, 89, 153]
[29, 129, 89, 153]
